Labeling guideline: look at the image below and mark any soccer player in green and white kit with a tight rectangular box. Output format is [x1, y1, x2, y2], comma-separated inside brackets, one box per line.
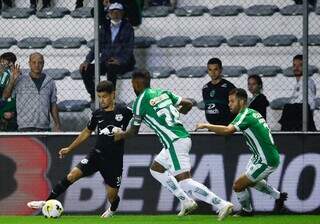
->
[114, 69, 233, 221]
[196, 88, 287, 216]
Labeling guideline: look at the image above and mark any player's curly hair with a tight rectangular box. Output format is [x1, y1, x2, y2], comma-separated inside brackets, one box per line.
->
[132, 69, 151, 87]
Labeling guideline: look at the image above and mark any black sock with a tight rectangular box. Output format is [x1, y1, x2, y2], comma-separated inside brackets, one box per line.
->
[110, 196, 120, 212]
[47, 177, 72, 200]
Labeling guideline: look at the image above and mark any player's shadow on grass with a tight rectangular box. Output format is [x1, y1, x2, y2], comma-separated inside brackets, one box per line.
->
[0, 154, 17, 200]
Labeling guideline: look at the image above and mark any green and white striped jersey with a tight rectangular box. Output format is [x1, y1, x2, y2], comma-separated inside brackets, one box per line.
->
[132, 88, 189, 149]
[231, 108, 280, 167]
[0, 69, 11, 97]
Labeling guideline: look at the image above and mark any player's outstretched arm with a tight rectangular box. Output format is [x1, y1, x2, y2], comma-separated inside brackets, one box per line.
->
[59, 127, 92, 158]
[114, 125, 140, 141]
[178, 98, 193, 114]
[195, 123, 236, 135]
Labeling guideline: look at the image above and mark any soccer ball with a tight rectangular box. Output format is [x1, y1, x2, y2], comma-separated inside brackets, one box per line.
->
[42, 199, 64, 218]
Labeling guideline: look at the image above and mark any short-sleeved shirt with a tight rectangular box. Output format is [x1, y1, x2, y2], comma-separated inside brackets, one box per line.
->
[132, 88, 189, 149]
[231, 108, 280, 167]
[87, 104, 132, 158]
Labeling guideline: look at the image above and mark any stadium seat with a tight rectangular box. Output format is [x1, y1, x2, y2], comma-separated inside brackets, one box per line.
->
[280, 4, 313, 16]
[58, 100, 90, 112]
[247, 66, 282, 77]
[210, 5, 243, 16]
[270, 97, 291, 110]
[148, 66, 175, 78]
[70, 70, 82, 80]
[283, 65, 318, 77]
[17, 37, 51, 49]
[0, 38, 17, 49]
[70, 7, 93, 18]
[1, 7, 34, 18]
[44, 68, 70, 80]
[263, 35, 297, 46]
[244, 4, 279, 16]
[36, 7, 70, 18]
[174, 6, 208, 17]
[176, 66, 207, 78]
[227, 35, 261, 47]
[222, 66, 246, 77]
[315, 98, 320, 109]
[197, 100, 205, 110]
[143, 6, 172, 17]
[192, 35, 226, 47]
[157, 36, 192, 48]
[87, 39, 94, 48]
[299, 35, 320, 46]
[134, 36, 156, 48]
[52, 37, 86, 49]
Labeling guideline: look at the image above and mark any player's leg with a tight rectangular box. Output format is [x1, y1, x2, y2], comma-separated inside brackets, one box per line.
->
[101, 186, 120, 218]
[233, 174, 254, 216]
[173, 138, 233, 220]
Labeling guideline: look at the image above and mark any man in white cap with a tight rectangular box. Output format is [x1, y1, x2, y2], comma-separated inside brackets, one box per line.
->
[80, 2, 135, 105]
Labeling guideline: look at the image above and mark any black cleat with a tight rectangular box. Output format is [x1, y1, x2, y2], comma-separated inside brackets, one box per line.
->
[275, 192, 288, 211]
[233, 209, 254, 217]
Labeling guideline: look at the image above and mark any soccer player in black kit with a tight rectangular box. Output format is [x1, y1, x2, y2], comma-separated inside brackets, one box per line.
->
[27, 80, 132, 218]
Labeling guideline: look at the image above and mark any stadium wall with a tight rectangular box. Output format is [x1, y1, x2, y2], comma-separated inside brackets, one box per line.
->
[0, 133, 319, 215]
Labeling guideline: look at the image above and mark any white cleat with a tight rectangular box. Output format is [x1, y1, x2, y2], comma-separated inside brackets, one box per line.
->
[217, 202, 234, 221]
[101, 208, 114, 218]
[27, 201, 46, 209]
[178, 200, 198, 216]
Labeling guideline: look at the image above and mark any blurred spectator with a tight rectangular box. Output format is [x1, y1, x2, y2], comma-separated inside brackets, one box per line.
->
[247, 75, 269, 120]
[0, 0, 12, 11]
[293, 0, 317, 7]
[0, 52, 17, 131]
[279, 54, 317, 131]
[3, 52, 61, 132]
[80, 2, 135, 102]
[202, 58, 236, 125]
[30, 0, 52, 10]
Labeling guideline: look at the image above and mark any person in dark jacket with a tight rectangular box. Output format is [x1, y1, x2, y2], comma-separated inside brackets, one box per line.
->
[247, 75, 269, 120]
[80, 2, 135, 101]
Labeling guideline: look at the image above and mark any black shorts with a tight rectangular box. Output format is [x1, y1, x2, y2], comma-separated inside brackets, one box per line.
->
[76, 150, 123, 188]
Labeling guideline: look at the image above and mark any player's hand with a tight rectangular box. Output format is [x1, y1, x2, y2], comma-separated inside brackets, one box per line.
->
[59, 147, 71, 159]
[79, 62, 89, 73]
[12, 64, 21, 81]
[195, 123, 208, 131]
[114, 128, 124, 141]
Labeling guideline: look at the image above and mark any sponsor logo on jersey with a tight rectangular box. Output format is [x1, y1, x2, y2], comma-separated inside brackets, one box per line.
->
[81, 158, 89, 164]
[210, 90, 215, 97]
[99, 125, 120, 136]
[150, 94, 169, 106]
[115, 114, 123, 122]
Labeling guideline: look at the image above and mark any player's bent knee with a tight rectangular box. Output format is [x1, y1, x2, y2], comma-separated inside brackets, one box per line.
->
[150, 161, 166, 173]
[67, 168, 82, 183]
[233, 182, 245, 192]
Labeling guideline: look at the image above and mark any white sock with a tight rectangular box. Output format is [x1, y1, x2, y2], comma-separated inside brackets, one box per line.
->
[235, 189, 252, 212]
[179, 178, 227, 210]
[254, 180, 280, 199]
[150, 169, 191, 203]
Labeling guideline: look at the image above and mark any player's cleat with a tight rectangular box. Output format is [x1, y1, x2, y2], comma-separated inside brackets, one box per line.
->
[217, 202, 234, 221]
[275, 192, 288, 211]
[27, 200, 46, 209]
[233, 209, 254, 217]
[101, 207, 114, 218]
[177, 199, 198, 216]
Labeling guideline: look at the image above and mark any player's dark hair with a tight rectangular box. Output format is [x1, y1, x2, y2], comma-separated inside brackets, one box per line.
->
[0, 52, 17, 64]
[207, 57, 222, 69]
[132, 69, 151, 87]
[248, 74, 263, 89]
[96, 80, 114, 93]
[293, 54, 303, 61]
[229, 88, 248, 103]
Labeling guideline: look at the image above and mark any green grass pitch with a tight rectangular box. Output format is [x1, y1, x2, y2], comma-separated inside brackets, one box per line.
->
[0, 215, 319, 224]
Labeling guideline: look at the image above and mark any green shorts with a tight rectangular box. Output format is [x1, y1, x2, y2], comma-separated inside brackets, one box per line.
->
[245, 160, 277, 182]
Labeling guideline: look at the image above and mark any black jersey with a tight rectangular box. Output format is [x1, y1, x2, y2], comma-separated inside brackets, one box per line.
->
[202, 79, 236, 125]
[87, 104, 132, 157]
[248, 93, 269, 120]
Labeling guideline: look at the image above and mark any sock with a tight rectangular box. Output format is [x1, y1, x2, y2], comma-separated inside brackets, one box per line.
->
[253, 180, 280, 199]
[47, 177, 72, 200]
[179, 178, 227, 210]
[235, 189, 252, 212]
[110, 196, 120, 212]
[150, 169, 191, 203]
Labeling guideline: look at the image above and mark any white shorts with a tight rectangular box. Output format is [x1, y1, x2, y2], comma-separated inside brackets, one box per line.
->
[245, 160, 277, 183]
[154, 137, 191, 176]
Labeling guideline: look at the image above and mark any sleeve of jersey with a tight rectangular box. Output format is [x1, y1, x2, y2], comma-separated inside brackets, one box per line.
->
[168, 91, 182, 106]
[87, 113, 98, 131]
[132, 95, 145, 127]
[230, 113, 248, 131]
[123, 107, 133, 129]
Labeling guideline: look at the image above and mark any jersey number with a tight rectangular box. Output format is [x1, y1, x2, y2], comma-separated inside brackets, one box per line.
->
[157, 105, 181, 126]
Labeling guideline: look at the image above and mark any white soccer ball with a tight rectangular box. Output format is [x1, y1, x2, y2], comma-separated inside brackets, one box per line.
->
[42, 199, 64, 218]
